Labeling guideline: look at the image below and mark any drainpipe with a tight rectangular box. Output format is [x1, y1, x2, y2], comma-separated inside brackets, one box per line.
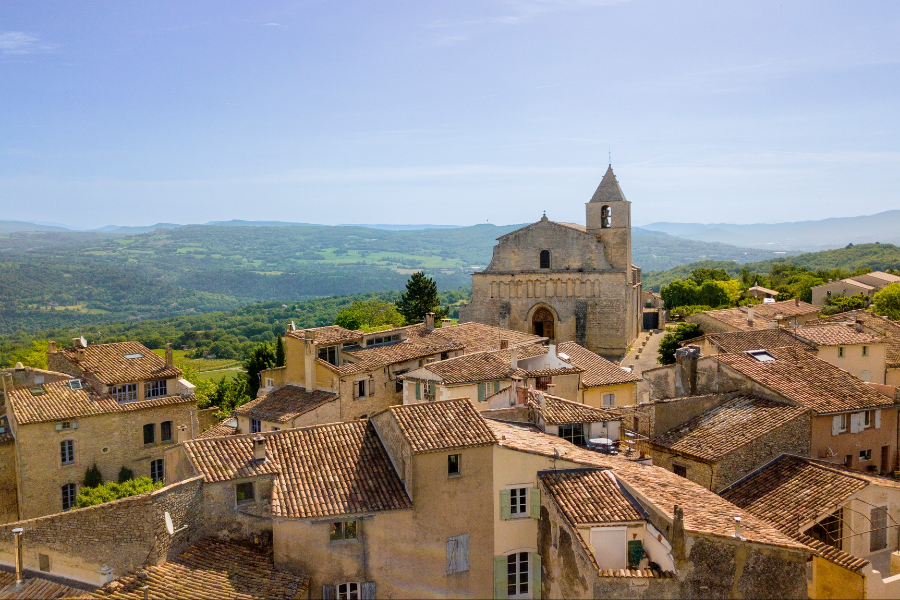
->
[13, 528, 24, 585]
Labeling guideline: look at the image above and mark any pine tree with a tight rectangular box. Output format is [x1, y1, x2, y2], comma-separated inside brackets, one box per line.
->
[83, 463, 103, 488]
[395, 272, 445, 324]
[275, 335, 286, 367]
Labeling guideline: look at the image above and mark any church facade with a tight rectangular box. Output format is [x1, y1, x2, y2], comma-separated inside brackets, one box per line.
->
[459, 166, 642, 359]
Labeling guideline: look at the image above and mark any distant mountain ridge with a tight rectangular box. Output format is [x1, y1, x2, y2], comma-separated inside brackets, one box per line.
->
[642, 210, 900, 251]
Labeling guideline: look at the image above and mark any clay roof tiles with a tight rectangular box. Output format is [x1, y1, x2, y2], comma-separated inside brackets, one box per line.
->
[386, 398, 497, 454]
[0, 572, 84, 600]
[649, 395, 808, 462]
[717, 346, 897, 413]
[540, 469, 644, 524]
[6, 380, 195, 425]
[285, 325, 363, 345]
[485, 419, 806, 551]
[415, 345, 548, 385]
[530, 392, 621, 425]
[184, 420, 411, 518]
[692, 307, 771, 332]
[87, 538, 310, 599]
[682, 329, 815, 354]
[750, 299, 820, 320]
[557, 342, 642, 386]
[196, 418, 238, 439]
[792, 324, 882, 346]
[57, 342, 181, 385]
[814, 310, 900, 367]
[232, 386, 337, 423]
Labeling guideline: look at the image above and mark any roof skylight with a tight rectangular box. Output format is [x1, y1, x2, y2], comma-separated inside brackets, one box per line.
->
[746, 350, 776, 362]
[123, 353, 144, 359]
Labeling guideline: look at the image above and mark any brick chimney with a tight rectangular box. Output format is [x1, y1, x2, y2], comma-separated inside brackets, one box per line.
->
[674, 346, 701, 397]
[165, 344, 174, 368]
[252, 436, 268, 462]
[424, 312, 435, 331]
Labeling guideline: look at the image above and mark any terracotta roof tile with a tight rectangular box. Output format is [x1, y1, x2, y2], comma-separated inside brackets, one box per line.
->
[682, 329, 815, 354]
[717, 346, 896, 413]
[794, 533, 870, 572]
[540, 469, 644, 524]
[0, 572, 83, 600]
[557, 342, 642, 387]
[184, 421, 411, 518]
[751, 299, 820, 320]
[792, 324, 882, 346]
[815, 310, 900, 367]
[529, 392, 621, 425]
[285, 325, 363, 345]
[56, 342, 181, 385]
[233, 386, 337, 423]
[88, 538, 309, 599]
[691, 307, 771, 331]
[196, 418, 238, 439]
[413, 345, 547, 385]
[386, 398, 497, 454]
[486, 419, 805, 550]
[6, 380, 195, 425]
[649, 395, 808, 462]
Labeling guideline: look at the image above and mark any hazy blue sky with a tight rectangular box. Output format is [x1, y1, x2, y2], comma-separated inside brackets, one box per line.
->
[1, 1, 898, 228]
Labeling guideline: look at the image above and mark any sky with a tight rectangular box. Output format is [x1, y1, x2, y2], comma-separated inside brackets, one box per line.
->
[1, 0, 899, 229]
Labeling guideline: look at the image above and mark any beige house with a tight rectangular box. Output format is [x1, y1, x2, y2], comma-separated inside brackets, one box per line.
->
[723, 454, 900, 599]
[232, 385, 339, 433]
[460, 166, 643, 359]
[688, 299, 820, 333]
[747, 283, 780, 300]
[258, 317, 543, 423]
[811, 271, 900, 306]
[0, 340, 198, 521]
[815, 310, 900, 387]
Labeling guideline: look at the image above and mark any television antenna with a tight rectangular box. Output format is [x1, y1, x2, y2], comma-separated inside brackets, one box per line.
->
[164, 511, 188, 535]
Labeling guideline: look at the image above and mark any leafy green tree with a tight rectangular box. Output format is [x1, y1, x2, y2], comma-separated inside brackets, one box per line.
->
[396, 272, 446, 324]
[826, 294, 869, 313]
[334, 300, 404, 331]
[657, 323, 704, 365]
[117, 466, 134, 483]
[873, 283, 900, 320]
[83, 463, 103, 488]
[660, 279, 700, 310]
[275, 335, 286, 367]
[2, 340, 48, 369]
[696, 280, 730, 308]
[244, 342, 276, 398]
[76, 477, 163, 508]
[690, 268, 731, 284]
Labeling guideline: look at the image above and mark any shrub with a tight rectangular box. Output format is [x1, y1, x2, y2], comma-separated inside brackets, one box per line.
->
[76, 477, 163, 508]
[669, 305, 713, 320]
[657, 323, 704, 365]
[117, 466, 134, 483]
[873, 283, 900, 320]
[83, 463, 103, 488]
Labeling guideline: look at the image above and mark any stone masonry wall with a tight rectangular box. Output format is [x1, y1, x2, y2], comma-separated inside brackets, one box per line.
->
[0, 476, 204, 586]
[0, 442, 18, 524]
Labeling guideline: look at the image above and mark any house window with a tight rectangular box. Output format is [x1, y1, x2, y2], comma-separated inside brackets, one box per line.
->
[602, 393, 615, 408]
[536, 377, 552, 391]
[673, 464, 688, 478]
[426, 384, 436, 401]
[395, 380, 403, 393]
[862, 346, 869, 357]
[111, 383, 138, 402]
[448, 454, 461, 477]
[446, 534, 470, 574]
[144, 379, 167, 399]
[539, 250, 551, 269]
[507, 552, 530, 597]
[835, 414, 849, 433]
[510, 487, 528, 517]
[337, 582, 359, 600]
[265, 378, 274, 388]
[143, 423, 156, 445]
[236, 481, 255, 504]
[250, 418, 261, 434]
[61, 483, 77, 511]
[811, 510, 843, 550]
[58, 421, 72, 431]
[60, 440, 75, 465]
[860, 449, 872, 461]
[441, 352, 449, 361]
[330, 521, 358, 542]
[871, 506, 888, 552]
[558, 424, 585, 446]
[844, 454, 853, 468]
[838, 347, 844, 358]
[150, 459, 165, 483]
[864, 411, 873, 428]
[355, 380, 368, 398]
[317, 345, 338, 366]
[160, 421, 173, 442]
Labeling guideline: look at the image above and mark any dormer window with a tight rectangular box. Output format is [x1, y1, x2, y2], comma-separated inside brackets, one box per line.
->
[111, 383, 138, 403]
[144, 379, 167, 399]
[317, 345, 339, 366]
[539, 250, 551, 269]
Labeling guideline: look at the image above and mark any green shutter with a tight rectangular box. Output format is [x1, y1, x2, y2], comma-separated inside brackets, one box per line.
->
[478, 383, 485, 402]
[493, 555, 508, 599]
[494, 380, 500, 394]
[530, 487, 541, 520]
[415, 382, 421, 400]
[531, 553, 542, 600]
[499, 489, 511, 520]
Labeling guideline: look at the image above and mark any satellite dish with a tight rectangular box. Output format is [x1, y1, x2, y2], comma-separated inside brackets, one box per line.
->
[164, 511, 174, 535]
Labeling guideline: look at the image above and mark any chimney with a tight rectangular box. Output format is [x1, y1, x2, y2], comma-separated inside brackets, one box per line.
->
[500, 339, 509, 350]
[176, 425, 188, 443]
[424, 312, 435, 331]
[165, 344, 174, 368]
[48, 340, 57, 353]
[441, 318, 452, 327]
[511, 348, 518, 370]
[733, 516, 745, 541]
[746, 307, 754, 327]
[252, 436, 267, 462]
[672, 506, 686, 562]
[795, 297, 800, 307]
[674, 346, 701, 397]
[768, 320, 778, 330]
[304, 331, 317, 393]
[13, 527, 24, 585]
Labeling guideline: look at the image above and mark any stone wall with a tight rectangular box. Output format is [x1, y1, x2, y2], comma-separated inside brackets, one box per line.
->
[197, 407, 221, 433]
[0, 442, 18, 524]
[0, 476, 204, 586]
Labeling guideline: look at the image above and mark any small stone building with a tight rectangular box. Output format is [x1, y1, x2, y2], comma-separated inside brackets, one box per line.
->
[459, 166, 642, 359]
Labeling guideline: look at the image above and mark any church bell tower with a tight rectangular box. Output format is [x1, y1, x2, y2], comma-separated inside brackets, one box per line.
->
[585, 165, 632, 272]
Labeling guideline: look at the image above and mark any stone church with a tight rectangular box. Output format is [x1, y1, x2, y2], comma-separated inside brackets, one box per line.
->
[459, 166, 642, 359]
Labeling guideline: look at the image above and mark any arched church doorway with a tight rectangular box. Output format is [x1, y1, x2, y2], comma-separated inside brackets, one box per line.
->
[532, 307, 555, 339]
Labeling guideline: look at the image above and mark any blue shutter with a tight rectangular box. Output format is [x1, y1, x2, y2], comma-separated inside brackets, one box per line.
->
[361, 582, 376, 600]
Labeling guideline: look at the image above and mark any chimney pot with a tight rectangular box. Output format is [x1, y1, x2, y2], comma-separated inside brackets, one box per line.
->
[165, 345, 174, 368]
[424, 312, 435, 331]
[511, 348, 518, 370]
[441, 318, 452, 327]
[252, 436, 267, 462]
[13, 527, 24, 585]
[48, 340, 57, 353]
[795, 297, 800, 306]
[747, 307, 754, 327]
[733, 516, 745, 541]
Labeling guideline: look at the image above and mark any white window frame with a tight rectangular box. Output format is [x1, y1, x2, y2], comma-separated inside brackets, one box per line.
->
[144, 379, 168, 399]
[837, 414, 848, 433]
[509, 486, 529, 518]
[860, 449, 872, 461]
[864, 410, 873, 428]
[337, 582, 360, 600]
[507, 551, 531, 599]
[60, 439, 75, 466]
[265, 377, 274, 388]
[250, 418, 262, 434]
[111, 383, 138, 403]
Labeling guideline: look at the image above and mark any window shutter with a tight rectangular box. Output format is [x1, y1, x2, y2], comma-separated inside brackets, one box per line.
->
[875, 409, 881, 429]
[478, 383, 485, 402]
[446, 537, 457, 574]
[832, 416, 840, 436]
[361, 582, 376, 600]
[460, 534, 469, 572]
[494, 381, 500, 394]
[55, 422, 63, 432]
[499, 489, 511, 520]
[850, 412, 863, 434]
[322, 585, 336, 600]
[493, 556, 508, 600]
[531, 553, 542, 600]
[72, 420, 78, 430]
[415, 382, 421, 400]
[530, 487, 541, 520]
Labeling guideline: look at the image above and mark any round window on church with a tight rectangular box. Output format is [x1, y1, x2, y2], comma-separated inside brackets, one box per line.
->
[539, 250, 550, 269]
